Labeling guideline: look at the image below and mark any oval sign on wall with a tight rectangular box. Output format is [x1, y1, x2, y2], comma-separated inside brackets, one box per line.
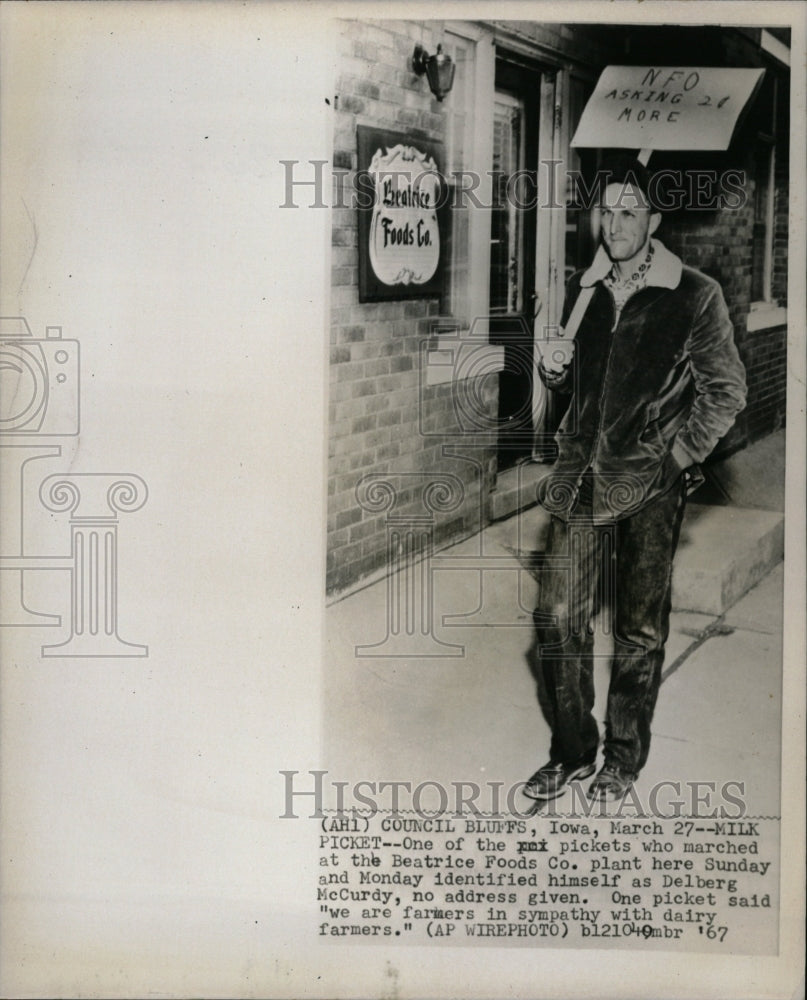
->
[368, 143, 440, 286]
[358, 127, 444, 302]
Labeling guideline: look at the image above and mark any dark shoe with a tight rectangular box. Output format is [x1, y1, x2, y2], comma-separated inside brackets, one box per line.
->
[524, 758, 596, 800]
[588, 764, 636, 802]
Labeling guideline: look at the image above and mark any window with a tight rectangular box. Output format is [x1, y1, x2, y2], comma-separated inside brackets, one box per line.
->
[746, 69, 788, 333]
[751, 136, 775, 304]
[564, 75, 597, 284]
[441, 30, 475, 323]
[749, 71, 782, 312]
[436, 23, 496, 335]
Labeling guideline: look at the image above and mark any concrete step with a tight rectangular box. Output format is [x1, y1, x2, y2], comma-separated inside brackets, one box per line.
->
[671, 503, 784, 615]
[703, 429, 785, 512]
[485, 497, 784, 617]
[489, 462, 547, 521]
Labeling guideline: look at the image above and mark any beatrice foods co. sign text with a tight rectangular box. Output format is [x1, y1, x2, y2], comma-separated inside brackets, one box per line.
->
[357, 126, 444, 302]
[572, 66, 765, 151]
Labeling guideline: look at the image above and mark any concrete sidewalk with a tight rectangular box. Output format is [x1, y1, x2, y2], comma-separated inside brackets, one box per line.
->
[324, 549, 782, 819]
[324, 432, 785, 819]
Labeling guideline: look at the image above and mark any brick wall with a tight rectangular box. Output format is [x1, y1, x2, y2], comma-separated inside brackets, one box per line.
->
[739, 124, 789, 448]
[488, 20, 622, 67]
[658, 131, 788, 456]
[634, 28, 790, 455]
[327, 19, 497, 595]
[661, 205, 787, 455]
[741, 325, 787, 442]
[771, 124, 789, 306]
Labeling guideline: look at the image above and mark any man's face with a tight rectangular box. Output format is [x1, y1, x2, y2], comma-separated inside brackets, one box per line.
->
[599, 182, 660, 265]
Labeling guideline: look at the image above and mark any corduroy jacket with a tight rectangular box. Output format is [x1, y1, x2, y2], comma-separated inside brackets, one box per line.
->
[537, 240, 747, 521]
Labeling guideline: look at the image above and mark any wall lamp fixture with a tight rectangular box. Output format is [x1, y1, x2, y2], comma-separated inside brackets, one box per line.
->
[412, 43, 455, 102]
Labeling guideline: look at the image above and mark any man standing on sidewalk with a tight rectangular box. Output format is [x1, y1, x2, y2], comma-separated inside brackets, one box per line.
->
[526, 157, 747, 803]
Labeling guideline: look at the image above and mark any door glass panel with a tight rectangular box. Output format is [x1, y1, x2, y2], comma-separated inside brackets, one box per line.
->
[489, 84, 533, 471]
[490, 93, 525, 315]
[564, 76, 597, 283]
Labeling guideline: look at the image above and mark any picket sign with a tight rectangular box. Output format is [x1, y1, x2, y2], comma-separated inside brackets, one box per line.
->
[571, 66, 765, 152]
[556, 66, 764, 342]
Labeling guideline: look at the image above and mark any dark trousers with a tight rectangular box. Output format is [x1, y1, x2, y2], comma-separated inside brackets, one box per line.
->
[533, 474, 687, 775]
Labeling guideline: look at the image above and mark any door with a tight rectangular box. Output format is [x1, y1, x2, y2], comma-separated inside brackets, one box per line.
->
[488, 62, 540, 470]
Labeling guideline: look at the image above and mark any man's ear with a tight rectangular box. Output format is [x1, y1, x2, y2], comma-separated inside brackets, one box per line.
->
[649, 212, 662, 237]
